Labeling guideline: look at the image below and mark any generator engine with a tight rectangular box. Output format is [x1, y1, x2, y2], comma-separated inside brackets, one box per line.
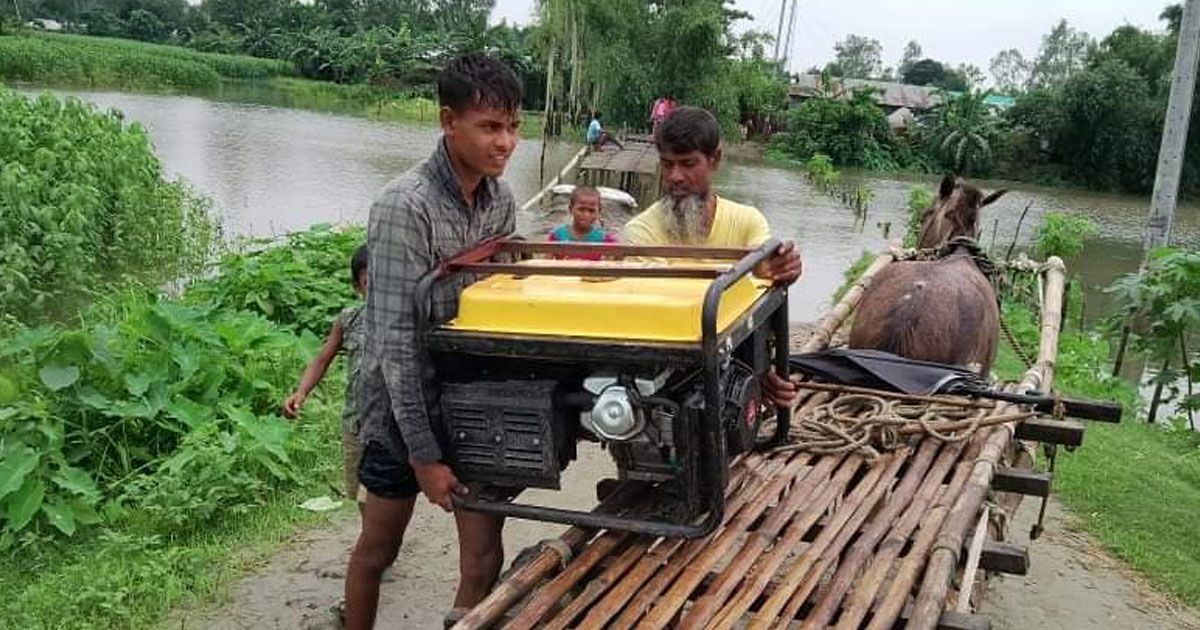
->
[421, 238, 791, 538]
[581, 364, 763, 483]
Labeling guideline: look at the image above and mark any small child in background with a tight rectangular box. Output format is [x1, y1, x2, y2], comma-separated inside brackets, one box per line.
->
[548, 185, 616, 260]
[282, 244, 369, 513]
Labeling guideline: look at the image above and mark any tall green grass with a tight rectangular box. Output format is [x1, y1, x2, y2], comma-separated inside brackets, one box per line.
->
[0, 33, 294, 90]
[0, 88, 220, 321]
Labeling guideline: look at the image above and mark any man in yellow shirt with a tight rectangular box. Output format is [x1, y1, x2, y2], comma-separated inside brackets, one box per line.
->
[623, 105, 801, 406]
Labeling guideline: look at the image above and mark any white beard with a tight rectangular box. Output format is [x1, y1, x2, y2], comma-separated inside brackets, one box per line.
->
[663, 194, 707, 245]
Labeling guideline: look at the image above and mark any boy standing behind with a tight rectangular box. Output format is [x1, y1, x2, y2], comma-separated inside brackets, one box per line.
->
[281, 245, 369, 512]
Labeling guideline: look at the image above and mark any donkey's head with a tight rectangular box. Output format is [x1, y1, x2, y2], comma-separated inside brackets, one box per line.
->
[917, 175, 1007, 249]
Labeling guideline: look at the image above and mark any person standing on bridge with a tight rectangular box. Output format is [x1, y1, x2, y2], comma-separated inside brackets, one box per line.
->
[623, 105, 802, 407]
[351, 53, 522, 629]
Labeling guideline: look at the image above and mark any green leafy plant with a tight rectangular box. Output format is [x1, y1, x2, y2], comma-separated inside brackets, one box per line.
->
[803, 153, 840, 191]
[184, 225, 364, 337]
[1106, 248, 1200, 423]
[0, 287, 325, 544]
[1034, 212, 1097, 259]
[0, 33, 294, 89]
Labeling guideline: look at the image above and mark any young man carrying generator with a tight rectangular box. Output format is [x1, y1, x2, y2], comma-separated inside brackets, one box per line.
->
[350, 53, 522, 629]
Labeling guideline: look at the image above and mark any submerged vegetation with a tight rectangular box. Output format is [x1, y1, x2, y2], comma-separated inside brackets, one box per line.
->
[0, 87, 218, 322]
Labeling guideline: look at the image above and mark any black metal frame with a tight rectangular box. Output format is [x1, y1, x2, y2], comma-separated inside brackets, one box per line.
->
[415, 238, 791, 538]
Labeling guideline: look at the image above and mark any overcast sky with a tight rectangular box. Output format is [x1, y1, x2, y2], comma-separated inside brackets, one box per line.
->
[491, 0, 1171, 76]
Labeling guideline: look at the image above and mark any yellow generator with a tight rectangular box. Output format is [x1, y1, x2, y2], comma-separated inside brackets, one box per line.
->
[417, 238, 791, 538]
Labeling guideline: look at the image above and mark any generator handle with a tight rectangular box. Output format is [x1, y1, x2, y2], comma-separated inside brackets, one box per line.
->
[698, 238, 781, 538]
[450, 495, 720, 539]
[700, 238, 782, 370]
[414, 235, 512, 340]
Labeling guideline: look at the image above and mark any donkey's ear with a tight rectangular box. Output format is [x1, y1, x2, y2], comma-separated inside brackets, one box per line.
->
[980, 189, 1008, 208]
[938, 174, 956, 199]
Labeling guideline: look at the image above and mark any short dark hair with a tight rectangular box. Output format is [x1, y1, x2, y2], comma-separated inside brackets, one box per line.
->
[570, 184, 600, 208]
[437, 54, 522, 113]
[350, 244, 368, 285]
[654, 106, 721, 157]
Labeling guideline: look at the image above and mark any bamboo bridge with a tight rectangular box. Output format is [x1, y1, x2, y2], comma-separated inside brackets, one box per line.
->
[524, 137, 661, 213]
[453, 252, 1105, 630]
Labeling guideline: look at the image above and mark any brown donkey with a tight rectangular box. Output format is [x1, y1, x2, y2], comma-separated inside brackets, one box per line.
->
[848, 175, 1008, 373]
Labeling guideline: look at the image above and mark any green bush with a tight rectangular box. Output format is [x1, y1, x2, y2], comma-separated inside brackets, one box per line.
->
[184, 225, 364, 337]
[0, 88, 219, 322]
[770, 89, 897, 167]
[1106, 248, 1200, 418]
[0, 291, 319, 546]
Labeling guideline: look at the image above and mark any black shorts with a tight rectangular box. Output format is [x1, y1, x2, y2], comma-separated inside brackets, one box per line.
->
[357, 441, 421, 500]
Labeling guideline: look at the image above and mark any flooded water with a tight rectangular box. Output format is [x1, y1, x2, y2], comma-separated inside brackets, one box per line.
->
[23, 86, 1200, 324]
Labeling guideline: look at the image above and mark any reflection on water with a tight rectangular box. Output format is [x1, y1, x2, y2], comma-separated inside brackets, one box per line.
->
[28, 87, 1200, 324]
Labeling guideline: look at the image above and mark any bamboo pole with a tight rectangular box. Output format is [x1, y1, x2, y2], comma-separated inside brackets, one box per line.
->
[908, 257, 1066, 630]
[798, 439, 942, 629]
[504, 530, 630, 629]
[688, 454, 865, 628]
[577, 538, 686, 628]
[634, 454, 823, 628]
[520, 144, 589, 213]
[607, 456, 787, 629]
[542, 539, 645, 630]
[452, 482, 646, 630]
[799, 251, 895, 353]
[538, 46, 556, 187]
[833, 436, 971, 630]
[864, 431, 986, 630]
[744, 452, 905, 629]
[705, 454, 868, 629]
[777, 451, 913, 627]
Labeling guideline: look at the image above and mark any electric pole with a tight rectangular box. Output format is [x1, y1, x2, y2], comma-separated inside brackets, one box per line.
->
[773, 0, 787, 62]
[1145, 0, 1200, 252]
[780, 0, 799, 72]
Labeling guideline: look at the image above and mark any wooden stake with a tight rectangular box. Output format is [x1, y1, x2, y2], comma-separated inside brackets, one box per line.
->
[956, 505, 990, 613]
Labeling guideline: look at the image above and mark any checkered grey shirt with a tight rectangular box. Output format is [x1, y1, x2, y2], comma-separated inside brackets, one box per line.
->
[359, 139, 516, 464]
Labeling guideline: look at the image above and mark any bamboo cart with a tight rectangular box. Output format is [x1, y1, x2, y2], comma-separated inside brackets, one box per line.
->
[454, 252, 1095, 630]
